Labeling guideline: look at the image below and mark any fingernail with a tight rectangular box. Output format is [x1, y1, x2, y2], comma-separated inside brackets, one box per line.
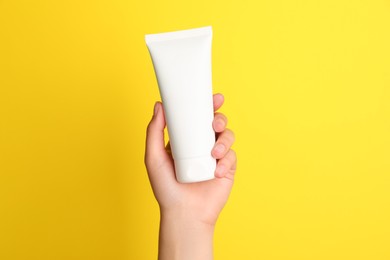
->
[216, 164, 226, 177]
[215, 119, 225, 130]
[213, 143, 225, 155]
[153, 102, 159, 116]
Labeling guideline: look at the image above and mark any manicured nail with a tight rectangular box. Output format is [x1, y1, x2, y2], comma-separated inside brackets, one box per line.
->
[213, 143, 225, 155]
[215, 119, 225, 130]
[216, 164, 226, 177]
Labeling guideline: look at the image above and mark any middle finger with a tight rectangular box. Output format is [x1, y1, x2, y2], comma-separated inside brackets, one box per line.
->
[211, 128, 235, 159]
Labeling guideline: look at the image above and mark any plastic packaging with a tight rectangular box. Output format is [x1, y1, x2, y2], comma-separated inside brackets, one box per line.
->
[145, 26, 216, 183]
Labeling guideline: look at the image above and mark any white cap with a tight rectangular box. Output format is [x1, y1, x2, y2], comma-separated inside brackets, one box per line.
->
[174, 156, 216, 183]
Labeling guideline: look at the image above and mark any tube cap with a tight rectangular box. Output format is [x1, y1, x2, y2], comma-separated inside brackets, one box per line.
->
[174, 156, 216, 183]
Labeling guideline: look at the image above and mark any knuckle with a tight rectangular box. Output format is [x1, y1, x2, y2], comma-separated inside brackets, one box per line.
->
[229, 149, 237, 159]
[227, 150, 236, 163]
[215, 112, 227, 121]
[224, 128, 235, 143]
[229, 149, 237, 171]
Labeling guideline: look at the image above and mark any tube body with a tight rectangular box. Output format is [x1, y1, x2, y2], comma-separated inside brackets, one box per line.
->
[145, 26, 215, 183]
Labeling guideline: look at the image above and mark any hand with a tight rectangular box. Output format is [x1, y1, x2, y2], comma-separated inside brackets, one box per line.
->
[145, 93, 237, 260]
[145, 93, 237, 225]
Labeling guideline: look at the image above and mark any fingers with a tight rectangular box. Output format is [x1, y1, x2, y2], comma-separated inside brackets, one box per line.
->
[211, 128, 235, 159]
[145, 102, 170, 169]
[213, 93, 224, 112]
[212, 125, 236, 179]
[213, 94, 227, 133]
[215, 149, 237, 179]
[213, 112, 227, 133]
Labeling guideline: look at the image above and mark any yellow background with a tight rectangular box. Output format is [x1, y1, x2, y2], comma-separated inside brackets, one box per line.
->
[1, 0, 389, 259]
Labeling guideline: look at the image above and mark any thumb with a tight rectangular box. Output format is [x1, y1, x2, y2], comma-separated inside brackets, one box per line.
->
[145, 102, 170, 170]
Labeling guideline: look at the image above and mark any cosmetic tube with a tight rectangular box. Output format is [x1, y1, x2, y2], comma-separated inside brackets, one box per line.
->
[145, 26, 216, 183]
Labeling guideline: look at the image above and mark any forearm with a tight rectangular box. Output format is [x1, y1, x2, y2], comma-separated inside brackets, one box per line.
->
[158, 210, 215, 260]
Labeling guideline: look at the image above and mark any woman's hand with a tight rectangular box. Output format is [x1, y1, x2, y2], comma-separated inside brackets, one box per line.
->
[145, 93, 237, 260]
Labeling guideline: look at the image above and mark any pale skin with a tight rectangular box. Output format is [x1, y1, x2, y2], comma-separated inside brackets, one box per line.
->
[145, 93, 237, 260]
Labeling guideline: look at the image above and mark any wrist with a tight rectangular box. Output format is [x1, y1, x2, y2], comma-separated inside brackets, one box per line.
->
[161, 206, 216, 229]
[159, 209, 215, 260]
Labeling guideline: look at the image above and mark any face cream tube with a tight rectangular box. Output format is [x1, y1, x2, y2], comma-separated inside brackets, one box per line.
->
[145, 26, 216, 183]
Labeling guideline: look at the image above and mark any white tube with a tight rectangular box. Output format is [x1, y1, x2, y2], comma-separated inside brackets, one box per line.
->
[145, 26, 216, 183]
